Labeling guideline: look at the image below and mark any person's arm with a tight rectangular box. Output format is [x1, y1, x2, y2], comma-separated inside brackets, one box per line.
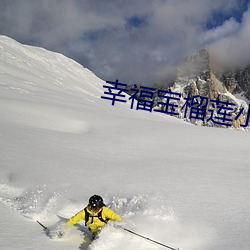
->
[67, 209, 85, 225]
[103, 207, 122, 222]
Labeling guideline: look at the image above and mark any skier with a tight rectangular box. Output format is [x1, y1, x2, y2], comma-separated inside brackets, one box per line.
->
[66, 194, 121, 239]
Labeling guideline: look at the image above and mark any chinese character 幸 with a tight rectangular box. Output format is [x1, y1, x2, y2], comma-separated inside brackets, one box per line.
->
[101, 79, 128, 105]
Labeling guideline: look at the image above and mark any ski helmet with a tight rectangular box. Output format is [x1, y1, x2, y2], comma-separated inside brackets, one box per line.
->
[89, 195, 104, 210]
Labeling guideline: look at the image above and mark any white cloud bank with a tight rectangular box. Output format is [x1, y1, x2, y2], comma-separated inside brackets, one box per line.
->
[0, 0, 249, 85]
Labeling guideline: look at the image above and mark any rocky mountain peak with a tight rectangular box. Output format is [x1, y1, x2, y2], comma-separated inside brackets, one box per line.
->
[175, 48, 226, 99]
[217, 66, 250, 100]
[154, 49, 250, 129]
[177, 49, 210, 78]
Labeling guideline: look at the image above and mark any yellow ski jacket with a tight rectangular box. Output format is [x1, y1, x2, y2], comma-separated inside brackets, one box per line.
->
[67, 206, 121, 233]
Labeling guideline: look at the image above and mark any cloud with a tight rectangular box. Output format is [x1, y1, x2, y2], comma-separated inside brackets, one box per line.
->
[200, 18, 240, 45]
[0, 0, 249, 86]
[209, 4, 250, 69]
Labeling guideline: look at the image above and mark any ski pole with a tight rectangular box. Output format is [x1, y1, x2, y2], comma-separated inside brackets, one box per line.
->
[37, 220, 48, 231]
[122, 227, 180, 250]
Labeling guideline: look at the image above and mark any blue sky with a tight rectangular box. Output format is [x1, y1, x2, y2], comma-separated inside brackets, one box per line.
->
[206, 0, 249, 28]
[0, 0, 249, 86]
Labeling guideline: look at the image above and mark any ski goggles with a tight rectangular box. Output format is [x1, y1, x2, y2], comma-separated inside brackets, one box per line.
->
[89, 205, 101, 212]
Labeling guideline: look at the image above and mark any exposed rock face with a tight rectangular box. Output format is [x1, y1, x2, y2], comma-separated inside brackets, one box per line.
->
[217, 66, 250, 99]
[123, 48, 249, 130]
[155, 49, 250, 129]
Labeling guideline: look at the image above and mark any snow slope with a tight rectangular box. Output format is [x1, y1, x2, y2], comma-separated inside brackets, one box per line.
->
[0, 35, 250, 250]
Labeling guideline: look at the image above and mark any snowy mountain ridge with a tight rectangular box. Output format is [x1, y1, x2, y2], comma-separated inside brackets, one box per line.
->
[0, 35, 111, 134]
[0, 35, 104, 99]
